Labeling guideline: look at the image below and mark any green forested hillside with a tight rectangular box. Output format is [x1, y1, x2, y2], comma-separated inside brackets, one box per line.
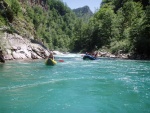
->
[72, 0, 150, 59]
[0, 0, 80, 52]
[73, 6, 93, 22]
[0, 0, 150, 59]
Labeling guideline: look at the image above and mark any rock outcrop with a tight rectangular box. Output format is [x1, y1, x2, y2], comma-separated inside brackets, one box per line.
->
[0, 32, 50, 61]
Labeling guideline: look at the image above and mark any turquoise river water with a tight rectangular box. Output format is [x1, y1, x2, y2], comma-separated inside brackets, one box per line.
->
[0, 55, 150, 113]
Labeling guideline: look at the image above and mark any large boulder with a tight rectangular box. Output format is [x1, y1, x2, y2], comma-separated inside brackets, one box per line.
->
[4, 54, 13, 60]
[12, 51, 22, 59]
[0, 32, 49, 60]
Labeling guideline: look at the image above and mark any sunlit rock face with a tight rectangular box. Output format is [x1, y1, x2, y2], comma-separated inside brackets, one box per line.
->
[0, 32, 50, 60]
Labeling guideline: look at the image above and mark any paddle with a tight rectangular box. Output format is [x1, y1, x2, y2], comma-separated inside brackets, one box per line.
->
[57, 59, 64, 62]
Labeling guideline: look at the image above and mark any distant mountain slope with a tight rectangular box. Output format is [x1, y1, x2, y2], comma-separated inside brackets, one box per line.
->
[73, 6, 93, 22]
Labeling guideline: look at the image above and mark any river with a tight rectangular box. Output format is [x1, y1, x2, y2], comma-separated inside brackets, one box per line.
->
[0, 55, 150, 113]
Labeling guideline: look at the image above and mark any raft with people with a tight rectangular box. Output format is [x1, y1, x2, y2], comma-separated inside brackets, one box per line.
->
[45, 58, 57, 66]
[83, 55, 96, 60]
[45, 51, 57, 66]
[83, 52, 98, 60]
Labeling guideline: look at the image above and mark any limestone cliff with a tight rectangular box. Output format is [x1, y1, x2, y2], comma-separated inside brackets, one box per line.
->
[0, 32, 49, 61]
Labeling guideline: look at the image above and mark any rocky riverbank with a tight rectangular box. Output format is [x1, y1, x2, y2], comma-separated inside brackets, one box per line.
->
[0, 33, 148, 63]
[84, 51, 129, 60]
[0, 32, 130, 63]
[0, 32, 50, 62]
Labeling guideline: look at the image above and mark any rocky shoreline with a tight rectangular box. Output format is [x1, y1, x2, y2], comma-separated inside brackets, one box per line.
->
[0, 33, 50, 62]
[0, 32, 149, 63]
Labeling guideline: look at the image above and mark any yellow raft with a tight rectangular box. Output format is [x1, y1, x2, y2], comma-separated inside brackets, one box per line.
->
[45, 58, 57, 66]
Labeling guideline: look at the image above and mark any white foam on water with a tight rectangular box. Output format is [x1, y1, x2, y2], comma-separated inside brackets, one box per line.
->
[54, 53, 83, 58]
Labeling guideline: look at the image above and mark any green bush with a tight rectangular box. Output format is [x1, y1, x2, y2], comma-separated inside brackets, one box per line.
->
[11, 0, 21, 16]
[110, 39, 130, 54]
[0, 16, 6, 26]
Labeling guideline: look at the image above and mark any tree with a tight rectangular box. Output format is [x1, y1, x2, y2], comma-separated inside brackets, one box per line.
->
[91, 4, 116, 48]
[11, 0, 21, 16]
[131, 5, 150, 56]
[127, 2, 145, 52]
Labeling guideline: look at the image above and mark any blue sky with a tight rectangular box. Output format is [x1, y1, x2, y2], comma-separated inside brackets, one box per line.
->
[62, 0, 102, 13]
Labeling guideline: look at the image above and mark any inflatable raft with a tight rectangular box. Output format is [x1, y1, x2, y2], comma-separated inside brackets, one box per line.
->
[83, 55, 96, 60]
[45, 58, 57, 66]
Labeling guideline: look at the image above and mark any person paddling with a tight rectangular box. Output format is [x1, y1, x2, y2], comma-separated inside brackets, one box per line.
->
[48, 51, 54, 60]
[94, 51, 98, 58]
[48, 51, 65, 62]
